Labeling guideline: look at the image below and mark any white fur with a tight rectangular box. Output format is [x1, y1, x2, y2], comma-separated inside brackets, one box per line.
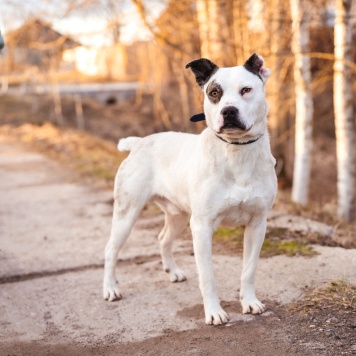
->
[205, 65, 270, 141]
[117, 136, 141, 152]
[103, 60, 277, 326]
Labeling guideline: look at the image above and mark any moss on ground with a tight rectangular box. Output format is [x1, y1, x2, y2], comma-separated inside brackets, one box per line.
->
[261, 240, 316, 258]
[214, 226, 317, 258]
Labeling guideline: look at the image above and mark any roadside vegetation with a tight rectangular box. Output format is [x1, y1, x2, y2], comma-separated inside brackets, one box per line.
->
[0, 123, 126, 184]
[286, 280, 356, 351]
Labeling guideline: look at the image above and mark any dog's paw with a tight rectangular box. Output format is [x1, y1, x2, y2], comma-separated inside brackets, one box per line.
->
[103, 279, 122, 302]
[241, 298, 265, 315]
[205, 305, 229, 325]
[164, 267, 187, 283]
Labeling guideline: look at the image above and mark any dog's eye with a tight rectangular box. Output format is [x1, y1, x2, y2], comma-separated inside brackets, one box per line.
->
[241, 87, 252, 95]
[210, 90, 219, 97]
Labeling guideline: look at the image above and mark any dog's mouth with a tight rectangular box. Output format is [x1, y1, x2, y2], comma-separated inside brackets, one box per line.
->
[223, 123, 238, 129]
[218, 124, 252, 133]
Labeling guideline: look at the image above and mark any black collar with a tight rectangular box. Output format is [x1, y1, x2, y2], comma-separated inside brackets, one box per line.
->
[189, 112, 262, 145]
[190, 112, 206, 122]
[215, 133, 263, 145]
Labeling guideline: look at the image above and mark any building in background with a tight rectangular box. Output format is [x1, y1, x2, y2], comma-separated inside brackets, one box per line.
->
[4, 18, 79, 72]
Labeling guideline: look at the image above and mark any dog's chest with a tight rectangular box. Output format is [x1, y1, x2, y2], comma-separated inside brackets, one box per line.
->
[215, 161, 276, 226]
[219, 185, 266, 226]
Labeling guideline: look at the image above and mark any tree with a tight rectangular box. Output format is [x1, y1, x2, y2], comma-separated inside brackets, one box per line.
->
[290, 0, 314, 206]
[195, 0, 236, 66]
[0, 32, 4, 49]
[333, 0, 355, 221]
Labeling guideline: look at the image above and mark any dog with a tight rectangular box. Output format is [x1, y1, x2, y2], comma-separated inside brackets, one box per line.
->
[103, 53, 277, 325]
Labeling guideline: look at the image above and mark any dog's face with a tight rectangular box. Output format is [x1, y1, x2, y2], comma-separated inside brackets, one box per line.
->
[186, 54, 271, 140]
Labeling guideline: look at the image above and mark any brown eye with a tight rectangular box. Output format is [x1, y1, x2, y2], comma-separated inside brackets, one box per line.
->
[241, 87, 252, 95]
[211, 90, 218, 97]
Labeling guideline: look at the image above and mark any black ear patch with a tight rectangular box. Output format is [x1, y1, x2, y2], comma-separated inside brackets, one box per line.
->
[185, 58, 219, 87]
[243, 53, 263, 81]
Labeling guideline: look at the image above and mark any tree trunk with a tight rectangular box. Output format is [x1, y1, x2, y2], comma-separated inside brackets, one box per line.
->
[0, 32, 4, 49]
[290, 0, 313, 205]
[266, 0, 282, 155]
[333, 0, 355, 221]
[196, 0, 211, 58]
[195, 0, 234, 65]
[231, 0, 250, 64]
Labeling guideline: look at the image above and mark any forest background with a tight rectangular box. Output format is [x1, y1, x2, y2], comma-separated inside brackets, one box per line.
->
[0, 0, 355, 227]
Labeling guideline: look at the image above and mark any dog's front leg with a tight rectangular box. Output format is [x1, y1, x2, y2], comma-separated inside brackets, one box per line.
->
[190, 217, 229, 325]
[240, 217, 267, 314]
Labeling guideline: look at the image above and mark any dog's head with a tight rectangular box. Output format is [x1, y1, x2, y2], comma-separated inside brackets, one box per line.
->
[186, 54, 271, 141]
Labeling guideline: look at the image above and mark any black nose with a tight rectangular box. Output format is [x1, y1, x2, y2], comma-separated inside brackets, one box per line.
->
[221, 106, 238, 121]
[221, 106, 246, 130]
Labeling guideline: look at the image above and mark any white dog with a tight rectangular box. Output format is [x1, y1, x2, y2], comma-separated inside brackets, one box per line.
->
[103, 54, 277, 325]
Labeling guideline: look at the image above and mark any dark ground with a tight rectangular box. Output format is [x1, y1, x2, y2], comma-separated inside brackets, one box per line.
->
[2, 298, 355, 356]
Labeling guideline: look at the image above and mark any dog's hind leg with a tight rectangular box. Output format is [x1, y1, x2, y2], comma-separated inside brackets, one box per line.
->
[103, 180, 149, 301]
[156, 203, 189, 282]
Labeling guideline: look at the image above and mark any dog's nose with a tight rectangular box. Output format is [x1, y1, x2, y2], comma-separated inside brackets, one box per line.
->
[221, 106, 238, 121]
[221, 106, 246, 130]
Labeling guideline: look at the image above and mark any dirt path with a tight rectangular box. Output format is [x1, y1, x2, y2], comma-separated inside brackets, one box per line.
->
[0, 137, 355, 356]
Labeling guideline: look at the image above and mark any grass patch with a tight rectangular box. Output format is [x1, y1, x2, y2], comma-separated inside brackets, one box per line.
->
[261, 240, 316, 258]
[266, 227, 289, 238]
[213, 227, 244, 252]
[214, 227, 244, 242]
[213, 226, 317, 258]
[0, 123, 127, 184]
[318, 280, 356, 310]
[291, 279, 356, 313]
[287, 280, 356, 351]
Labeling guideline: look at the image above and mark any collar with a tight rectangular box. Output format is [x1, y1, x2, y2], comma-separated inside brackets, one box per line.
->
[190, 112, 206, 122]
[215, 133, 263, 145]
[189, 112, 263, 145]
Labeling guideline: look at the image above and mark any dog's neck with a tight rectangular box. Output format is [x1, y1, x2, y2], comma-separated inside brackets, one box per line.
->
[200, 128, 273, 181]
[214, 133, 263, 145]
[208, 124, 268, 147]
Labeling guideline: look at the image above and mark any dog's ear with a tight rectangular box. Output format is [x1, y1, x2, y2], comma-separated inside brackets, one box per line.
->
[185, 58, 219, 87]
[243, 53, 271, 83]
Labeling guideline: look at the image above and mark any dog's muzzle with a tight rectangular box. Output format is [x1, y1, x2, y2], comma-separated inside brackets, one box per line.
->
[221, 106, 246, 131]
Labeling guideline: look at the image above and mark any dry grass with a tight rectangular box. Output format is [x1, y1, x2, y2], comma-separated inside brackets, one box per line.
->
[0, 123, 127, 184]
[286, 279, 356, 350]
[292, 279, 356, 313]
[315, 280, 356, 310]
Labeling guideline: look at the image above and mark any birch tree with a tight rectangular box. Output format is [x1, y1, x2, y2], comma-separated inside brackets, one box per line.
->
[195, 0, 235, 66]
[290, 0, 313, 205]
[333, 0, 355, 221]
[266, 0, 282, 155]
[231, 0, 250, 64]
[196, 0, 214, 59]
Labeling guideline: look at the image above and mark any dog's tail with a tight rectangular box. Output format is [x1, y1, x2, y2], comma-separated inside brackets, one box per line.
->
[117, 136, 142, 152]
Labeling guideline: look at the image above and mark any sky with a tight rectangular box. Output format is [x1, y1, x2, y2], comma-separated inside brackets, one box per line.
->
[0, 0, 166, 46]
